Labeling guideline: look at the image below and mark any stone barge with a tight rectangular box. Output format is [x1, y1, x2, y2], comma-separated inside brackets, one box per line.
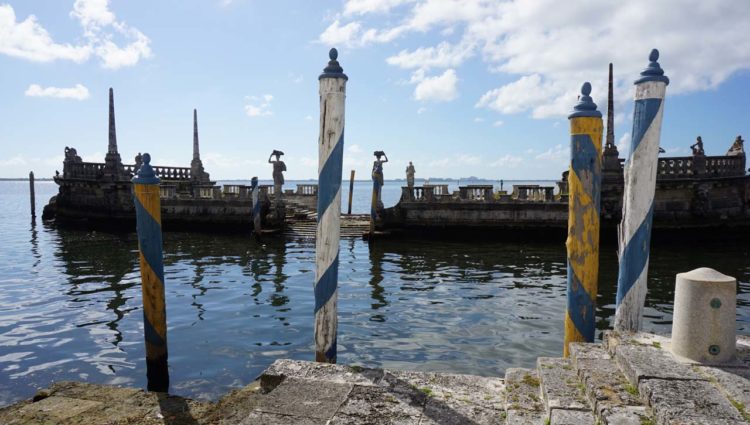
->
[42, 89, 318, 232]
[380, 143, 750, 239]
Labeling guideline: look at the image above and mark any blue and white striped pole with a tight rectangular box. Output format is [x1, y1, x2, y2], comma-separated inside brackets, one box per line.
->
[615, 49, 669, 331]
[251, 176, 261, 236]
[315, 48, 347, 363]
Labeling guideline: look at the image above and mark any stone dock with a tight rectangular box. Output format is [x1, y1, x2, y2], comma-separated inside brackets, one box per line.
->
[2, 332, 750, 424]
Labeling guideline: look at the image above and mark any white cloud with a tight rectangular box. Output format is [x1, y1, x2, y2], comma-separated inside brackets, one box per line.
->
[245, 94, 273, 117]
[343, 0, 414, 16]
[616, 133, 631, 154]
[0, 2, 151, 69]
[347, 144, 363, 153]
[304, 115, 313, 121]
[323, 0, 750, 119]
[25, 83, 90, 100]
[535, 144, 567, 165]
[0, 5, 91, 63]
[473, 117, 484, 123]
[417, 107, 427, 114]
[490, 154, 523, 168]
[492, 120, 503, 127]
[386, 41, 474, 71]
[429, 153, 480, 167]
[414, 69, 458, 102]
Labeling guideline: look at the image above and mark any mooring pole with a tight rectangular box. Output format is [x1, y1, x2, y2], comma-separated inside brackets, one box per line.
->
[251, 177, 261, 236]
[563, 82, 603, 357]
[347, 170, 355, 215]
[29, 171, 36, 219]
[314, 48, 347, 363]
[131, 153, 169, 392]
[615, 49, 669, 332]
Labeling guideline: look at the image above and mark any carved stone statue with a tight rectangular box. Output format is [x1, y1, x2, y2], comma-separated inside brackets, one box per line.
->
[690, 136, 705, 156]
[406, 161, 415, 189]
[727, 135, 745, 156]
[269, 150, 286, 187]
[134, 152, 143, 171]
[64, 146, 82, 163]
[372, 151, 388, 210]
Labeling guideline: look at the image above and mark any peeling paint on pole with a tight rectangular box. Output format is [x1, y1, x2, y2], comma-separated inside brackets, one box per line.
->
[564, 82, 602, 357]
[615, 49, 669, 332]
[132, 153, 169, 391]
[315, 48, 347, 363]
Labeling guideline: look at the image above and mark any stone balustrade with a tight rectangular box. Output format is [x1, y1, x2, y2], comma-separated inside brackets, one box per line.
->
[151, 166, 192, 181]
[296, 184, 318, 195]
[459, 185, 493, 201]
[63, 162, 106, 179]
[618, 154, 746, 179]
[159, 184, 177, 199]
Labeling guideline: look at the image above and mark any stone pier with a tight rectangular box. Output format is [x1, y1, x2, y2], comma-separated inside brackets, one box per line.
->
[3, 332, 750, 424]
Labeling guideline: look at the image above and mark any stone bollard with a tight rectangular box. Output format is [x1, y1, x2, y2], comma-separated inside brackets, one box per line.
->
[672, 268, 736, 363]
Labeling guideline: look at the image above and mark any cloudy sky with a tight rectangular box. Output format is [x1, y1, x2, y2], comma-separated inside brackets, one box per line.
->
[1, 0, 749, 179]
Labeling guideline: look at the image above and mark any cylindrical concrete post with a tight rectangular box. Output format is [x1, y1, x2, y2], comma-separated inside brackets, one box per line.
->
[251, 177, 261, 236]
[29, 171, 36, 218]
[347, 170, 355, 215]
[615, 49, 669, 332]
[315, 48, 347, 363]
[131, 153, 169, 392]
[564, 82, 603, 357]
[672, 268, 736, 363]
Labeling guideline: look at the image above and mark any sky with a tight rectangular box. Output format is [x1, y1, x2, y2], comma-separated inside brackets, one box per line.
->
[1, 0, 749, 180]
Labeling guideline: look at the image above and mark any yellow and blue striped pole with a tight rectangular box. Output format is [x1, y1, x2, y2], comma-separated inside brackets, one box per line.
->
[564, 82, 603, 357]
[132, 153, 169, 391]
[315, 48, 347, 363]
[615, 49, 669, 331]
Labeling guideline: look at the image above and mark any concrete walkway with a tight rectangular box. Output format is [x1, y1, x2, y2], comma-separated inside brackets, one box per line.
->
[2, 332, 749, 424]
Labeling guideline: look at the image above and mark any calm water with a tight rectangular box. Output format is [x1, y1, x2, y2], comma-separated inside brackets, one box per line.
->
[1, 180, 749, 406]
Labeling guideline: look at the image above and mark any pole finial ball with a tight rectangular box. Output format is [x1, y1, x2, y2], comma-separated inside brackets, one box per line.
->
[143, 153, 151, 165]
[581, 82, 592, 96]
[329, 48, 338, 61]
[649, 49, 659, 62]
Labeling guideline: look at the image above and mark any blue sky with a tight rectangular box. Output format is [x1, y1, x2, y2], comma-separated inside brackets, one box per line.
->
[1, 0, 749, 180]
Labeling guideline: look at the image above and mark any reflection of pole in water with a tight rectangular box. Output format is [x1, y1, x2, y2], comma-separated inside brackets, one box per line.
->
[190, 262, 208, 322]
[29, 171, 36, 219]
[131, 153, 169, 392]
[368, 243, 388, 321]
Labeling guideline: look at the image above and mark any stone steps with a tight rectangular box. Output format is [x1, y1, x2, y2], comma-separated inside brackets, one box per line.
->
[503, 368, 544, 424]
[536, 357, 594, 424]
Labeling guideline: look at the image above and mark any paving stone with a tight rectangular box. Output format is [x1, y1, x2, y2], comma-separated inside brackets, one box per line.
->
[304, 362, 385, 386]
[260, 359, 314, 392]
[329, 384, 422, 424]
[615, 340, 704, 385]
[239, 411, 323, 424]
[504, 368, 544, 425]
[382, 369, 504, 411]
[549, 408, 595, 425]
[253, 376, 352, 420]
[570, 343, 648, 424]
[420, 395, 504, 425]
[696, 365, 750, 421]
[536, 357, 588, 417]
[639, 377, 745, 424]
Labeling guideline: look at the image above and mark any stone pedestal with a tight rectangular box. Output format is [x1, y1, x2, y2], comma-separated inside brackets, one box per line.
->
[672, 267, 736, 363]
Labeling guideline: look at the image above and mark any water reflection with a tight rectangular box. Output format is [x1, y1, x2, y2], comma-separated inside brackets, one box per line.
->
[368, 243, 387, 322]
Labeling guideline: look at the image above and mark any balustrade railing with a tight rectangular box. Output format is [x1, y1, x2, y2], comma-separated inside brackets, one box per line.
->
[619, 154, 746, 179]
[296, 184, 318, 195]
[459, 185, 493, 201]
[63, 162, 105, 179]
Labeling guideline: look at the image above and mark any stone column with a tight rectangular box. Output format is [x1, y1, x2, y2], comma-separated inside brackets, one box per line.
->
[315, 48, 347, 363]
[104, 88, 124, 179]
